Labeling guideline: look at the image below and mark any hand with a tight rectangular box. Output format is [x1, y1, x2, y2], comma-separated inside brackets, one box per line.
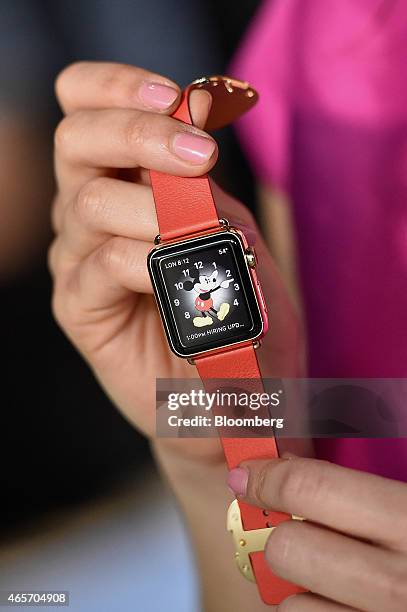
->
[220, 278, 234, 288]
[227, 457, 407, 611]
[49, 61, 303, 461]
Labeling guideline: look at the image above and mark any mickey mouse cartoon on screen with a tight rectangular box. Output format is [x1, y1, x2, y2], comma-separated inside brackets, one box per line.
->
[183, 269, 235, 328]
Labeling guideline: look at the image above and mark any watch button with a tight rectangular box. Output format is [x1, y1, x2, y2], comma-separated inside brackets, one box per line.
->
[245, 247, 257, 268]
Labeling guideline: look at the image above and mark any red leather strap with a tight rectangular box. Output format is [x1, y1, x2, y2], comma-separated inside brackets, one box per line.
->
[194, 343, 260, 379]
[150, 89, 303, 605]
[195, 346, 305, 605]
[149, 88, 220, 241]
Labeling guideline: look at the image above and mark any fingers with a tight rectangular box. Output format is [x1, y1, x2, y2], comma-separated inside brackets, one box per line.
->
[56, 61, 181, 114]
[56, 178, 157, 259]
[51, 235, 152, 318]
[55, 107, 217, 168]
[266, 520, 407, 612]
[55, 62, 212, 128]
[55, 107, 218, 198]
[54, 62, 216, 209]
[77, 235, 152, 299]
[227, 457, 407, 550]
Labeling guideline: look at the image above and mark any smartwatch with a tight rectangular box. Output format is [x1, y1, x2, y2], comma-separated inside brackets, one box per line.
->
[148, 76, 304, 605]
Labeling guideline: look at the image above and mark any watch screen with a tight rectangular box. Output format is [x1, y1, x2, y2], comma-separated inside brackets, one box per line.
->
[148, 232, 264, 357]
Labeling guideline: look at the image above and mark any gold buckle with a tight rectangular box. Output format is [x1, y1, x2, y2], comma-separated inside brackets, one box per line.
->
[227, 500, 304, 582]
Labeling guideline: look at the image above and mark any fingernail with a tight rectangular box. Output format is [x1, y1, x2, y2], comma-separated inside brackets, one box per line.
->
[172, 132, 216, 164]
[138, 81, 178, 110]
[227, 467, 248, 497]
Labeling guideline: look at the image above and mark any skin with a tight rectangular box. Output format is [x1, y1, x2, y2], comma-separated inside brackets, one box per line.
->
[233, 457, 407, 611]
[50, 62, 407, 611]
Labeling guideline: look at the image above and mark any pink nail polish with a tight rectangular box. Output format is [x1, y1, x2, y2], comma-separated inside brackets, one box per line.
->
[138, 81, 178, 110]
[227, 467, 248, 497]
[172, 132, 216, 164]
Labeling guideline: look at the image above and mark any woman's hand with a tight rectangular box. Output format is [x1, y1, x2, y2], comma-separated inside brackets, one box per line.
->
[227, 457, 407, 611]
[49, 61, 303, 454]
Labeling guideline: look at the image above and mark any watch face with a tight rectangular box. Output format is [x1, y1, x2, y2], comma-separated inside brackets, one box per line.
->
[148, 231, 264, 357]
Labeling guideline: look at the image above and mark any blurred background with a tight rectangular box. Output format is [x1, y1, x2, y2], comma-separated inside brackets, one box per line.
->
[0, 1, 261, 610]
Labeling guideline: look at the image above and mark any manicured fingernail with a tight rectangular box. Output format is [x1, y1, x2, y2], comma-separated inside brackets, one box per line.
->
[172, 132, 216, 164]
[138, 81, 178, 110]
[227, 467, 248, 497]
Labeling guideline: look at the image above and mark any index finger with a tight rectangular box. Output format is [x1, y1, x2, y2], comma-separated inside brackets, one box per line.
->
[228, 457, 407, 551]
[56, 61, 181, 114]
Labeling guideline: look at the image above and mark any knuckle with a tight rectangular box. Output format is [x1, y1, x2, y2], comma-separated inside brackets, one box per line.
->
[73, 178, 109, 227]
[99, 64, 136, 103]
[55, 62, 82, 100]
[55, 61, 87, 101]
[95, 236, 144, 279]
[47, 240, 58, 277]
[54, 115, 76, 158]
[94, 236, 123, 273]
[123, 111, 151, 149]
[254, 461, 276, 508]
[277, 458, 331, 509]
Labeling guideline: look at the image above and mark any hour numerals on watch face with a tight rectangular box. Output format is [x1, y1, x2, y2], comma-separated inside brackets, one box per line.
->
[148, 232, 264, 357]
[162, 244, 252, 349]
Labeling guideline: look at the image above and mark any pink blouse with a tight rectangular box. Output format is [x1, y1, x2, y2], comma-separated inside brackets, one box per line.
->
[232, 0, 407, 481]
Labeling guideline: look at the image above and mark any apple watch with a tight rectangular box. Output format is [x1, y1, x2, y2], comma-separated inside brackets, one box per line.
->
[148, 228, 265, 357]
[148, 76, 304, 605]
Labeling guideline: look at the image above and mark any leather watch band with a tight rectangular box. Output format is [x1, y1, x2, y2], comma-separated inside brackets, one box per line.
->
[150, 87, 219, 241]
[195, 346, 305, 605]
[149, 81, 303, 605]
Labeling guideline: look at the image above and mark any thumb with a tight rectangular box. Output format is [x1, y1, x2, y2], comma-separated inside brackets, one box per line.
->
[189, 89, 213, 130]
[227, 457, 296, 510]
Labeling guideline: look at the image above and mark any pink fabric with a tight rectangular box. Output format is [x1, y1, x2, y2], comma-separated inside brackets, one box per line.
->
[232, 0, 407, 481]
